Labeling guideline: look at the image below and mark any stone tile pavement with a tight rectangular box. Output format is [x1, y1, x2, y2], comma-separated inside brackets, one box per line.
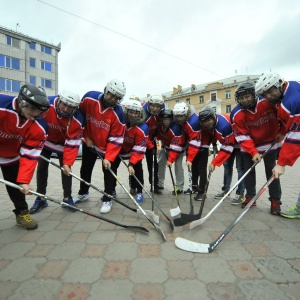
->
[0, 155, 299, 299]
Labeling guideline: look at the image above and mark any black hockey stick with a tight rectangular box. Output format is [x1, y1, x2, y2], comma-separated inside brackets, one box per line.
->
[189, 141, 275, 229]
[98, 154, 166, 241]
[119, 156, 174, 230]
[173, 150, 215, 226]
[0, 178, 149, 234]
[175, 174, 276, 253]
[40, 155, 159, 223]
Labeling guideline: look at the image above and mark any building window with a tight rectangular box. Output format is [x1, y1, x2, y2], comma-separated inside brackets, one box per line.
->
[0, 78, 21, 92]
[29, 42, 36, 50]
[41, 61, 52, 72]
[226, 105, 231, 113]
[30, 58, 36, 68]
[186, 98, 190, 104]
[211, 92, 217, 101]
[175, 100, 179, 104]
[41, 78, 52, 89]
[41, 45, 52, 55]
[6, 36, 20, 48]
[0, 55, 20, 70]
[199, 95, 204, 103]
[30, 76, 36, 85]
[225, 90, 231, 99]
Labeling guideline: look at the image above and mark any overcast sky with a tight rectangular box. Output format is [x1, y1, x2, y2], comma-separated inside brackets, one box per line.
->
[2, 0, 300, 100]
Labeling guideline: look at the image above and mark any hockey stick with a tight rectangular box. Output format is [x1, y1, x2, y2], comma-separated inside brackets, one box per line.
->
[119, 156, 174, 230]
[40, 155, 159, 224]
[188, 165, 194, 214]
[0, 178, 149, 234]
[189, 141, 275, 229]
[175, 174, 276, 253]
[151, 146, 155, 212]
[173, 150, 215, 226]
[98, 154, 166, 241]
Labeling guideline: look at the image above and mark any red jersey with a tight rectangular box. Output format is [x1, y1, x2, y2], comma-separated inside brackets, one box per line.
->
[231, 98, 285, 156]
[42, 97, 84, 166]
[0, 95, 48, 184]
[80, 91, 125, 162]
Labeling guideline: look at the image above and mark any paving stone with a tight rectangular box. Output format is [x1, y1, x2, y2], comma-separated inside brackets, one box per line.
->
[207, 282, 245, 300]
[37, 230, 72, 244]
[216, 241, 252, 261]
[228, 260, 263, 279]
[47, 242, 86, 260]
[279, 282, 300, 300]
[264, 241, 300, 259]
[231, 229, 263, 244]
[86, 231, 117, 244]
[56, 283, 91, 300]
[252, 256, 300, 283]
[102, 260, 130, 279]
[239, 279, 290, 300]
[243, 243, 274, 257]
[167, 260, 196, 279]
[62, 258, 105, 284]
[104, 241, 138, 260]
[81, 244, 107, 258]
[0, 242, 35, 260]
[25, 244, 55, 257]
[88, 280, 133, 300]
[132, 283, 164, 300]
[138, 244, 161, 257]
[273, 228, 300, 243]
[0, 281, 19, 299]
[36, 260, 70, 279]
[193, 257, 236, 283]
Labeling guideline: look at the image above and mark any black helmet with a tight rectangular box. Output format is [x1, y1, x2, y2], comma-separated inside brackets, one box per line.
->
[19, 84, 50, 112]
[235, 81, 257, 110]
[161, 109, 173, 119]
[199, 106, 216, 123]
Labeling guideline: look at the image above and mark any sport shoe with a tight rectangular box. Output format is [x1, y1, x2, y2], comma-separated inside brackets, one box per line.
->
[100, 201, 112, 214]
[194, 192, 203, 201]
[241, 197, 256, 209]
[29, 198, 48, 214]
[130, 188, 137, 196]
[280, 205, 300, 219]
[214, 190, 230, 200]
[270, 199, 281, 215]
[62, 197, 77, 212]
[172, 189, 183, 195]
[184, 188, 196, 194]
[16, 210, 38, 230]
[136, 193, 144, 204]
[74, 192, 90, 204]
[231, 194, 245, 205]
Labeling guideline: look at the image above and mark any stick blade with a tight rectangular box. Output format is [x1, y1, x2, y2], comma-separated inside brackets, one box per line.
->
[173, 213, 199, 227]
[175, 237, 210, 253]
[170, 206, 181, 217]
[189, 217, 206, 229]
[137, 209, 160, 224]
[127, 226, 149, 234]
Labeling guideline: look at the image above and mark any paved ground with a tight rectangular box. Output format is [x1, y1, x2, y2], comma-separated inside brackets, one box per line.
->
[0, 154, 299, 300]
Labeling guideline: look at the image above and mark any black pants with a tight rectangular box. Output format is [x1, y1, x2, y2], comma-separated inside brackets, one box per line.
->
[36, 148, 72, 199]
[145, 147, 158, 189]
[192, 148, 209, 193]
[78, 143, 118, 201]
[128, 160, 144, 194]
[1, 162, 28, 214]
[241, 151, 281, 201]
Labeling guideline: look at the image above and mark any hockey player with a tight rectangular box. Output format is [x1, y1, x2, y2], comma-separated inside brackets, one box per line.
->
[142, 95, 165, 195]
[29, 90, 84, 214]
[113, 100, 148, 203]
[156, 109, 186, 194]
[256, 72, 300, 218]
[199, 106, 245, 204]
[74, 79, 126, 214]
[231, 80, 285, 215]
[0, 83, 49, 230]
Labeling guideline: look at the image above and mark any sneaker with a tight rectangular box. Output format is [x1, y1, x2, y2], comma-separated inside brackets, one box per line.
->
[184, 188, 196, 194]
[29, 198, 48, 214]
[241, 197, 256, 209]
[74, 192, 90, 204]
[157, 186, 164, 190]
[214, 190, 230, 200]
[194, 192, 203, 201]
[231, 194, 245, 205]
[280, 205, 300, 219]
[152, 186, 162, 195]
[62, 197, 77, 212]
[16, 210, 38, 230]
[136, 193, 144, 204]
[270, 199, 281, 215]
[130, 188, 137, 196]
[172, 189, 183, 195]
[100, 201, 112, 214]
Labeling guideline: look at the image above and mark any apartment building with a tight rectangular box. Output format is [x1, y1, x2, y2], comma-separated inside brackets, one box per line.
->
[140, 74, 260, 114]
[0, 26, 61, 96]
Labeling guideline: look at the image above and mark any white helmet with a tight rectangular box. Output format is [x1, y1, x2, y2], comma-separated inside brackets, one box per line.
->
[255, 72, 284, 96]
[59, 90, 81, 107]
[125, 100, 142, 113]
[105, 78, 126, 99]
[148, 94, 164, 105]
[173, 102, 188, 116]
